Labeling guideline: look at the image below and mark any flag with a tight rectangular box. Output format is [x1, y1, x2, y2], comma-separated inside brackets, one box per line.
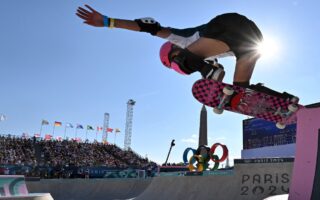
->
[107, 128, 113, 133]
[41, 120, 49, 125]
[0, 114, 7, 121]
[115, 128, 121, 133]
[54, 121, 62, 127]
[34, 133, 41, 138]
[97, 126, 103, 131]
[45, 134, 52, 140]
[66, 123, 74, 128]
[87, 125, 94, 130]
[76, 124, 83, 129]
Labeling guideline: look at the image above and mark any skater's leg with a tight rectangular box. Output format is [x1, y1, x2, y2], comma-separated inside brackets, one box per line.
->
[232, 55, 297, 101]
[233, 54, 258, 84]
[168, 38, 229, 80]
[231, 48, 291, 98]
[186, 37, 230, 58]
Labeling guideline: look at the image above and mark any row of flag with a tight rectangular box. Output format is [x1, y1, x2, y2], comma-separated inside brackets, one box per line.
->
[41, 120, 120, 133]
[2, 116, 116, 144]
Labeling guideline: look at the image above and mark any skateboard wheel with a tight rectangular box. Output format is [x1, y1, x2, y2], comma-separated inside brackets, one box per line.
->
[276, 122, 286, 129]
[290, 96, 299, 104]
[222, 86, 234, 96]
[288, 104, 298, 113]
[213, 107, 223, 114]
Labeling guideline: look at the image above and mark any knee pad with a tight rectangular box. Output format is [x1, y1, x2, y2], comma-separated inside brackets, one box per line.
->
[159, 42, 208, 75]
[171, 48, 206, 74]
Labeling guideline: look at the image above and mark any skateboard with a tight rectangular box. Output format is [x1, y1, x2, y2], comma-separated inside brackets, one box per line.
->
[192, 79, 303, 129]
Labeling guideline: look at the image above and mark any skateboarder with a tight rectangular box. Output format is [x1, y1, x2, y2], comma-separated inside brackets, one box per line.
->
[76, 5, 294, 99]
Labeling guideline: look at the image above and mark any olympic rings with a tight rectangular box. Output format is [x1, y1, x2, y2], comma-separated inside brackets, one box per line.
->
[188, 154, 210, 171]
[196, 145, 211, 163]
[211, 155, 220, 171]
[183, 143, 229, 172]
[183, 147, 196, 165]
[210, 143, 228, 163]
[188, 155, 198, 171]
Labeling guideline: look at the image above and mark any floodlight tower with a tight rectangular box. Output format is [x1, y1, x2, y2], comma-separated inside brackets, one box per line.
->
[124, 99, 136, 150]
[102, 113, 110, 143]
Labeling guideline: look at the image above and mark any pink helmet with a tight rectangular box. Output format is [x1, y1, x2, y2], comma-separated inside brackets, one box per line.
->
[159, 41, 174, 68]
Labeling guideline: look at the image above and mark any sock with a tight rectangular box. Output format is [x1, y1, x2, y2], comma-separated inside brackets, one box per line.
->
[233, 81, 250, 87]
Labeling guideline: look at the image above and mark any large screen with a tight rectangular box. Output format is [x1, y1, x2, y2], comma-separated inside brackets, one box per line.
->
[243, 118, 296, 150]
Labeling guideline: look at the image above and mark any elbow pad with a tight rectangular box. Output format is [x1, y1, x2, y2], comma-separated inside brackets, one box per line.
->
[134, 17, 162, 35]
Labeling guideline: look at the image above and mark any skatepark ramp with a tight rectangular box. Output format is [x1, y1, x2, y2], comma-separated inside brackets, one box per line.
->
[0, 193, 53, 200]
[25, 158, 293, 200]
[136, 107, 320, 200]
[23, 107, 320, 200]
[135, 159, 293, 200]
[26, 178, 151, 200]
[264, 106, 320, 199]
[288, 107, 320, 199]
[0, 175, 52, 200]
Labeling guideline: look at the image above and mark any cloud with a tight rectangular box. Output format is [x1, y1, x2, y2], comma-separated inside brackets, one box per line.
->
[182, 135, 228, 145]
[181, 138, 197, 144]
[208, 136, 227, 144]
[181, 134, 197, 144]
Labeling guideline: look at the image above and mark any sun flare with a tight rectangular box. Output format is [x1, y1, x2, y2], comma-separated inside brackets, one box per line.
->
[257, 36, 281, 60]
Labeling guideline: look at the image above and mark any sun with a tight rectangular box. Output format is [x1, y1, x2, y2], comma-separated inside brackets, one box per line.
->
[256, 36, 281, 60]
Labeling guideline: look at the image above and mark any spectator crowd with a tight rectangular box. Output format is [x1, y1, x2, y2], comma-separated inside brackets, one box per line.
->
[0, 135, 157, 178]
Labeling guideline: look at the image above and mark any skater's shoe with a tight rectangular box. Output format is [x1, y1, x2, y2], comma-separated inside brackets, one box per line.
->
[283, 92, 300, 103]
[204, 67, 225, 81]
[203, 62, 225, 82]
[249, 83, 299, 103]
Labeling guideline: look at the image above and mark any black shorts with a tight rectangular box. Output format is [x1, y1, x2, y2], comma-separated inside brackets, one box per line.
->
[202, 13, 263, 59]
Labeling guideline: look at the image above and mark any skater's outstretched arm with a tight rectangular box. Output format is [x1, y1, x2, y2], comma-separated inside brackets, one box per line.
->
[76, 5, 171, 38]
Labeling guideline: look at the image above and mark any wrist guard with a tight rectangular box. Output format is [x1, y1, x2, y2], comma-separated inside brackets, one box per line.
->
[134, 17, 162, 35]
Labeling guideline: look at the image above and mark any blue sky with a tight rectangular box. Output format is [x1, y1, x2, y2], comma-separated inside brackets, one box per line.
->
[0, 0, 319, 165]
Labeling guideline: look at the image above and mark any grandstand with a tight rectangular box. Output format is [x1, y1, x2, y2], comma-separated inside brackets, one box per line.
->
[0, 135, 158, 179]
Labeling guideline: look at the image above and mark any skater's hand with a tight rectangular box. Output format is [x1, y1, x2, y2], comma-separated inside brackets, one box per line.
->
[76, 5, 104, 27]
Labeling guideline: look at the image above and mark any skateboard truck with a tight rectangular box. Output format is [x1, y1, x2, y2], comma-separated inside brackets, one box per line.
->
[275, 101, 299, 129]
[213, 86, 234, 114]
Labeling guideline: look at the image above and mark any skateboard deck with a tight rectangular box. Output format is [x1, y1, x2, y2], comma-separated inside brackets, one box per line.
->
[192, 79, 303, 128]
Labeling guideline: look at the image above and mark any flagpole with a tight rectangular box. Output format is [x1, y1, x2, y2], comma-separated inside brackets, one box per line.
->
[52, 125, 56, 138]
[95, 130, 98, 141]
[64, 126, 67, 139]
[39, 124, 43, 137]
[86, 129, 88, 141]
[75, 128, 77, 139]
